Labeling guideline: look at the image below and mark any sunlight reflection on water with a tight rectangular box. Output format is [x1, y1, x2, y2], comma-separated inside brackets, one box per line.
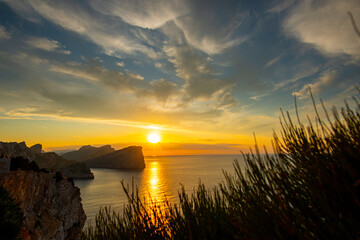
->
[75, 154, 245, 226]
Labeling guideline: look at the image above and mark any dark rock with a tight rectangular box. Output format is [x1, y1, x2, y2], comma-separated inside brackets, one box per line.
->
[62, 145, 115, 162]
[35, 153, 94, 179]
[0, 170, 86, 240]
[30, 144, 42, 154]
[0, 141, 94, 179]
[0, 141, 36, 161]
[10, 156, 39, 172]
[85, 146, 145, 169]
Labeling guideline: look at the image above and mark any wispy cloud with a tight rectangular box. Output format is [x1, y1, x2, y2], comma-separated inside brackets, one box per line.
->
[3, 0, 159, 58]
[293, 70, 336, 99]
[164, 41, 235, 101]
[173, 2, 250, 55]
[283, 0, 360, 57]
[116, 61, 125, 67]
[0, 106, 189, 133]
[89, 0, 188, 29]
[27, 37, 70, 54]
[0, 25, 11, 40]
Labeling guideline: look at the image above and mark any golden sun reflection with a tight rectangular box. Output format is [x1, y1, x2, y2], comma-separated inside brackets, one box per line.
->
[146, 161, 166, 205]
[150, 167, 159, 187]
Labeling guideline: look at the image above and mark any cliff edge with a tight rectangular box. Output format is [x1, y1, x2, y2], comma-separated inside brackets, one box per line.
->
[0, 170, 86, 240]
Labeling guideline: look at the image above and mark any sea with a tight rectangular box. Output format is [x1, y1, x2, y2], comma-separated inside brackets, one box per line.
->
[74, 154, 246, 226]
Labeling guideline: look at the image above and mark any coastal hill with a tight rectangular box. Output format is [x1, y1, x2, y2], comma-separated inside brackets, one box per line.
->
[63, 145, 145, 169]
[0, 141, 94, 179]
[62, 145, 115, 162]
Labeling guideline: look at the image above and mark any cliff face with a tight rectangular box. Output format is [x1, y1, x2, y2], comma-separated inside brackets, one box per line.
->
[85, 146, 145, 169]
[0, 141, 94, 179]
[0, 141, 36, 160]
[62, 145, 115, 162]
[0, 170, 86, 240]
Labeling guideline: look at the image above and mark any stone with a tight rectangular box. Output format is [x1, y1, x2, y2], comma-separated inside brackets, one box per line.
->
[0, 170, 86, 240]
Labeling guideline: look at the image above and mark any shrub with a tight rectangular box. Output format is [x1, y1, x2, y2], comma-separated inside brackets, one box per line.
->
[83, 93, 360, 239]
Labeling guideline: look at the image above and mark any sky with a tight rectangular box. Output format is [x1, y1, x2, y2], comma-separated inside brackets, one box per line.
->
[0, 0, 359, 156]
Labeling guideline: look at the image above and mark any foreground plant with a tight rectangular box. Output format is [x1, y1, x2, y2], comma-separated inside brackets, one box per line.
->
[83, 93, 360, 240]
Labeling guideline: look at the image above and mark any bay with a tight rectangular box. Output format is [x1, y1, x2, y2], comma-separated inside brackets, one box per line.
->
[74, 154, 245, 226]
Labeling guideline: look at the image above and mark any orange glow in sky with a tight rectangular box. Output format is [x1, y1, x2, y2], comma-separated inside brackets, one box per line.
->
[147, 133, 161, 144]
[0, 0, 358, 156]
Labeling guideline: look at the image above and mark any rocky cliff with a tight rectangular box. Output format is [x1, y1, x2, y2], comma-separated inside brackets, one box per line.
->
[0, 141, 94, 179]
[0, 170, 86, 240]
[0, 141, 36, 160]
[62, 145, 115, 162]
[84, 146, 145, 169]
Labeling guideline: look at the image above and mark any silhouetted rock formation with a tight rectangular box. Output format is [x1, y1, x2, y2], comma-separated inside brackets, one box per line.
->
[35, 152, 94, 179]
[62, 145, 115, 162]
[29, 144, 42, 154]
[0, 170, 86, 240]
[0, 141, 94, 179]
[84, 146, 145, 169]
[63, 145, 145, 169]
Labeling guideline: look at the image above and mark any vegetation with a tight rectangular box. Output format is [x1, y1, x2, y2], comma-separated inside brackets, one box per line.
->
[83, 93, 360, 239]
[0, 185, 23, 240]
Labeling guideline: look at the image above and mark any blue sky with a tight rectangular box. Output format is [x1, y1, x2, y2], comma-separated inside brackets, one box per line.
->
[0, 0, 359, 154]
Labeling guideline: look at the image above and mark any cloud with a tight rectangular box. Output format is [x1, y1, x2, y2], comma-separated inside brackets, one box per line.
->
[148, 79, 178, 102]
[267, 0, 296, 13]
[172, 1, 250, 55]
[89, 0, 188, 29]
[49, 58, 145, 92]
[0, 25, 11, 40]
[154, 62, 162, 68]
[164, 42, 234, 100]
[88, 0, 248, 55]
[116, 61, 125, 67]
[216, 92, 238, 107]
[283, 0, 360, 57]
[26, 37, 70, 54]
[2, 0, 159, 58]
[293, 70, 336, 99]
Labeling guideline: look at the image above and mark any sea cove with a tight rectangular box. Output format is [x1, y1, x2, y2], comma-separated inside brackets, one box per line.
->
[75, 155, 245, 225]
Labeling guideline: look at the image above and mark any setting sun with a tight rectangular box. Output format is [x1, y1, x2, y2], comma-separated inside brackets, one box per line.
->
[147, 133, 161, 143]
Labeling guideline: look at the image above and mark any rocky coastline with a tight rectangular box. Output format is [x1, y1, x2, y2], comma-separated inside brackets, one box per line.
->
[0, 141, 94, 179]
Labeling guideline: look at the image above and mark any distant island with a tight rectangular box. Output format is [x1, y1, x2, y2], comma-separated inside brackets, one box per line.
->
[62, 145, 145, 169]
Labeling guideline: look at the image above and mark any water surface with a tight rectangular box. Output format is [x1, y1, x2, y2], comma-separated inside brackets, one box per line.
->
[74, 154, 245, 225]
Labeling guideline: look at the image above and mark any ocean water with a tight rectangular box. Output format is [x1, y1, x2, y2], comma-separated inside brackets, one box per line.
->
[74, 154, 246, 226]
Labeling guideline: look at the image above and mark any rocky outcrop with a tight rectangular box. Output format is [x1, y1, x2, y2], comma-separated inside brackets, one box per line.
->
[0, 141, 94, 179]
[30, 144, 43, 154]
[62, 145, 115, 162]
[35, 153, 94, 179]
[85, 146, 145, 169]
[0, 170, 86, 240]
[0, 141, 36, 160]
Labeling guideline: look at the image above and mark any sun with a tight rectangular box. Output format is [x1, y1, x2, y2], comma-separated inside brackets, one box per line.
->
[147, 133, 161, 143]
